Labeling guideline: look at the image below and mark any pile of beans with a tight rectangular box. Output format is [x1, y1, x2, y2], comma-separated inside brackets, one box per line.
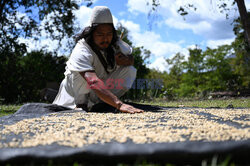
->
[0, 108, 249, 148]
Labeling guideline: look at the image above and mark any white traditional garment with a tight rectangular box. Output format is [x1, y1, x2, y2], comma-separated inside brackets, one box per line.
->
[53, 38, 136, 109]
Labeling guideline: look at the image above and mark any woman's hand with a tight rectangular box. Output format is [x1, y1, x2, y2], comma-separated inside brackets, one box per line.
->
[119, 103, 144, 114]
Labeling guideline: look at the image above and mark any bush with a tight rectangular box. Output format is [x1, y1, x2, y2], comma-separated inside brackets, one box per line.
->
[0, 50, 67, 103]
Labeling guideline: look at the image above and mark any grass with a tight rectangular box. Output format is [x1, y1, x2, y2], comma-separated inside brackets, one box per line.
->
[21, 155, 235, 166]
[0, 104, 22, 117]
[0, 98, 249, 118]
[141, 97, 250, 108]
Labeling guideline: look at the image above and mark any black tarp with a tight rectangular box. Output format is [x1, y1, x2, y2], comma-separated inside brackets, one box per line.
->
[0, 103, 249, 165]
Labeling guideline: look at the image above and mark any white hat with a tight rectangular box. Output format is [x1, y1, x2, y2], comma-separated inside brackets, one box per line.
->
[90, 6, 113, 25]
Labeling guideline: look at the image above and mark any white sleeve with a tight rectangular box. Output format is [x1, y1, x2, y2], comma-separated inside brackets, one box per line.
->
[66, 41, 94, 72]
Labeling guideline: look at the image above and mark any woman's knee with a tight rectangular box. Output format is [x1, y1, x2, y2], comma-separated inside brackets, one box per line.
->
[122, 66, 137, 80]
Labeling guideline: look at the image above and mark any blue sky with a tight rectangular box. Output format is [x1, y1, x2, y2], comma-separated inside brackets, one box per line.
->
[19, 0, 250, 72]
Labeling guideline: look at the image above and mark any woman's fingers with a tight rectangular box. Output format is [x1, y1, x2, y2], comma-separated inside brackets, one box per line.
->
[119, 104, 144, 114]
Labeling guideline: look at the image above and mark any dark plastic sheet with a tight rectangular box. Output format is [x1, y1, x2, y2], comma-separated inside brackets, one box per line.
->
[0, 103, 249, 165]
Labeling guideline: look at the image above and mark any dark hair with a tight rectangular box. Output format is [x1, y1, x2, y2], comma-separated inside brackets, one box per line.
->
[75, 23, 118, 72]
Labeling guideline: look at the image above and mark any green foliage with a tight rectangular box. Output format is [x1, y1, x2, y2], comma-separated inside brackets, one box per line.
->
[158, 14, 250, 99]
[177, 48, 205, 97]
[231, 16, 250, 89]
[204, 46, 239, 91]
[0, 50, 67, 103]
[145, 69, 168, 99]
[19, 51, 67, 102]
[0, 105, 22, 117]
[0, 0, 82, 103]
[0, 0, 79, 50]
[164, 44, 241, 98]
[132, 47, 151, 78]
[0, 42, 27, 103]
[164, 53, 184, 99]
[118, 24, 248, 100]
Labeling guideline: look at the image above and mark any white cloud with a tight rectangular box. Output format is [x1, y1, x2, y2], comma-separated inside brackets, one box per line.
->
[127, 0, 150, 14]
[118, 11, 126, 17]
[187, 44, 198, 50]
[151, 41, 184, 58]
[19, 35, 74, 56]
[14, 12, 31, 29]
[75, 0, 99, 6]
[130, 30, 186, 58]
[25, 10, 77, 56]
[148, 56, 168, 72]
[206, 38, 235, 49]
[245, 1, 250, 10]
[121, 23, 190, 71]
[16, 9, 80, 56]
[165, 18, 211, 33]
[74, 5, 93, 28]
[148, 44, 190, 72]
[119, 20, 141, 33]
[127, 0, 238, 41]
[119, 19, 189, 71]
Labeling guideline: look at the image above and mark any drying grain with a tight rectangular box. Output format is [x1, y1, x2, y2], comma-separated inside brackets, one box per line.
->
[0, 108, 249, 148]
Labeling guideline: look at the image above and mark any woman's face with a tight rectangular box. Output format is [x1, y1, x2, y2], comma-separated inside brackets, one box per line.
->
[93, 24, 113, 50]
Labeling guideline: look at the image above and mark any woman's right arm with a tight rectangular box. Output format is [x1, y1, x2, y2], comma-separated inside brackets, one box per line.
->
[80, 71, 144, 114]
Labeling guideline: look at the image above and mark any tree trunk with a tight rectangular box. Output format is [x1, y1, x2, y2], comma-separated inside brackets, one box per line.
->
[235, 0, 250, 47]
[0, 0, 7, 21]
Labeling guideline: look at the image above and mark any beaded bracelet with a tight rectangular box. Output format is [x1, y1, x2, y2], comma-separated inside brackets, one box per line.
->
[115, 102, 123, 112]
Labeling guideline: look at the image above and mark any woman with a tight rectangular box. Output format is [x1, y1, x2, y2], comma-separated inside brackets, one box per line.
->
[53, 6, 143, 114]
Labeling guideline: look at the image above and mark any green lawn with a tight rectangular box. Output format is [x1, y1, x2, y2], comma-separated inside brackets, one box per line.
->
[142, 97, 250, 108]
[0, 98, 249, 118]
[0, 104, 22, 117]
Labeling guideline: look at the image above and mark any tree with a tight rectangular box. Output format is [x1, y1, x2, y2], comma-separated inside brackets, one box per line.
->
[203, 45, 238, 92]
[0, 50, 67, 103]
[235, 0, 250, 47]
[164, 44, 238, 98]
[165, 53, 185, 98]
[0, 45, 25, 103]
[0, 0, 79, 50]
[231, 16, 250, 89]
[149, 0, 250, 47]
[177, 47, 206, 97]
[0, 0, 86, 103]
[145, 69, 169, 99]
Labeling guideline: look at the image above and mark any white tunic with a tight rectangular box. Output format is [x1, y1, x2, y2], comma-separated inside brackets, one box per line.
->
[53, 38, 137, 109]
